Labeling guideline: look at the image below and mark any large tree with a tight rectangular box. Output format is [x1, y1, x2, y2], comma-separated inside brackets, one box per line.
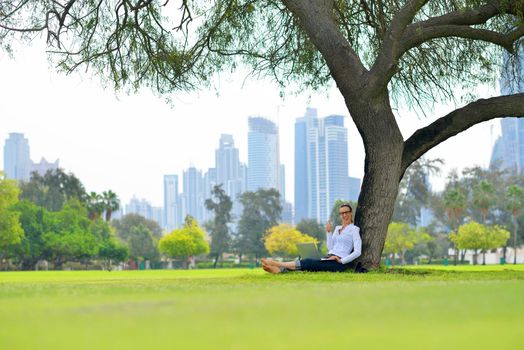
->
[204, 184, 233, 268]
[19, 169, 87, 212]
[2, 1, 524, 268]
[236, 189, 282, 262]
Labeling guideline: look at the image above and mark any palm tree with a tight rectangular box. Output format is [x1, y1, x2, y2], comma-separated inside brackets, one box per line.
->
[473, 180, 495, 224]
[506, 185, 523, 265]
[473, 180, 495, 264]
[443, 187, 466, 265]
[102, 190, 120, 222]
[87, 192, 104, 220]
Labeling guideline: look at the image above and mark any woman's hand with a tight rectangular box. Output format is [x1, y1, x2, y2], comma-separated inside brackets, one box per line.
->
[327, 255, 342, 263]
[326, 220, 333, 233]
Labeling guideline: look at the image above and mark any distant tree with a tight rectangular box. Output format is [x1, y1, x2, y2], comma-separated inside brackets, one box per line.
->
[205, 184, 232, 268]
[393, 158, 443, 226]
[237, 189, 282, 264]
[295, 218, 325, 248]
[102, 190, 120, 222]
[19, 169, 87, 211]
[159, 217, 209, 269]
[42, 200, 98, 269]
[112, 213, 163, 241]
[450, 221, 510, 265]
[126, 224, 159, 264]
[0, 173, 24, 264]
[384, 222, 432, 266]
[472, 180, 495, 223]
[10, 200, 50, 270]
[98, 238, 129, 271]
[264, 224, 317, 258]
[506, 184, 524, 264]
[424, 224, 450, 264]
[87, 192, 104, 221]
[442, 185, 467, 265]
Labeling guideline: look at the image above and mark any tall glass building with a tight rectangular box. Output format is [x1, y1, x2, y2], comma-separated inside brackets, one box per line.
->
[294, 109, 350, 224]
[3, 132, 31, 181]
[490, 48, 524, 172]
[247, 117, 283, 197]
[163, 174, 179, 231]
[181, 166, 205, 224]
[215, 134, 245, 219]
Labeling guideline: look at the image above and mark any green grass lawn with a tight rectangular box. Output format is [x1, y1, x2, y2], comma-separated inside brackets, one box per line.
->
[1, 265, 523, 350]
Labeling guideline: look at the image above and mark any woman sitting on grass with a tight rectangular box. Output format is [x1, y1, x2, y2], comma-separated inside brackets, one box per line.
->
[262, 202, 362, 273]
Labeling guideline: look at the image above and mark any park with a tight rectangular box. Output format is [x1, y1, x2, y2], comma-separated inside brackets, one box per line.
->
[1, 1, 524, 349]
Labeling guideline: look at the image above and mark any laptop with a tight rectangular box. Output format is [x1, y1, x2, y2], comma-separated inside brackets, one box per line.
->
[296, 242, 325, 260]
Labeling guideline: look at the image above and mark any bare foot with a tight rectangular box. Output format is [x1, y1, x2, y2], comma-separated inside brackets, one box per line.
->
[261, 258, 279, 267]
[262, 264, 281, 274]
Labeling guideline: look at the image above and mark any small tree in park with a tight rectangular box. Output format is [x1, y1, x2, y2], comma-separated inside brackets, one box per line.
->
[384, 222, 432, 266]
[159, 217, 209, 269]
[264, 224, 317, 258]
[450, 221, 510, 265]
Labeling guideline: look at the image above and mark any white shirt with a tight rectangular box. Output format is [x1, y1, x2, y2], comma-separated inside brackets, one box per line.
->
[326, 223, 362, 264]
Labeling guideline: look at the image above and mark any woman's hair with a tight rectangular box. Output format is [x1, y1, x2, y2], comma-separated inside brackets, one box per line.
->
[340, 202, 352, 211]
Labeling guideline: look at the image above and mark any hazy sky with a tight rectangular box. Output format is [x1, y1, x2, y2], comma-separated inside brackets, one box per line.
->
[1, 42, 501, 207]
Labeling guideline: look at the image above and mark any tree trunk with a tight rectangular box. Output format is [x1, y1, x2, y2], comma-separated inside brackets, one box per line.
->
[514, 219, 519, 265]
[353, 130, 403, 268]
[213, 253, 219, 269]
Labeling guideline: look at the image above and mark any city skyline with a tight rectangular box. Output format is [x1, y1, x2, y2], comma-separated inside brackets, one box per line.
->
[1, 43, 502, 208]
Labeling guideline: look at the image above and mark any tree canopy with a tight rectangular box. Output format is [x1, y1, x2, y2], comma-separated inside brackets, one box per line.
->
[449, 220, 510, 264]
[0, 173, 24, 258]
[1, 1, 522, 104]
[159, 217, 210, 262]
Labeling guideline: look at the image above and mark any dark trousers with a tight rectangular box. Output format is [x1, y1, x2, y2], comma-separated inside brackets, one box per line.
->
[299, 258, 353, 272]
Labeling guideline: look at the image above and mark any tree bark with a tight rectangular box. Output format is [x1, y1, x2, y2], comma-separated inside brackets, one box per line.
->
[350, 95, 404, 268]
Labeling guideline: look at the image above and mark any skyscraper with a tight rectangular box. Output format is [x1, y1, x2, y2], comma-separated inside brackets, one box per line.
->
[181, 166, 205, 224]
[294, 108, 317, 222]
[295, 108, 350, 223]
[325, 114, 349, 213]
[215, 134, 245, 218]
[164, 174, 179, 231]
[490, 49, 524, 172]
[3, 133, 31, 181]
[247, 117, 282, 195]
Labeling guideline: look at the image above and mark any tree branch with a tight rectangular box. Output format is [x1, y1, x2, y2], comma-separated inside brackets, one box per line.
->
[282, 0, 367, 94]
[403, 24, 524, 53]
[402, 93, 524, 173]
[369, 0, 429, 92]
[370, 0, 524, 93]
